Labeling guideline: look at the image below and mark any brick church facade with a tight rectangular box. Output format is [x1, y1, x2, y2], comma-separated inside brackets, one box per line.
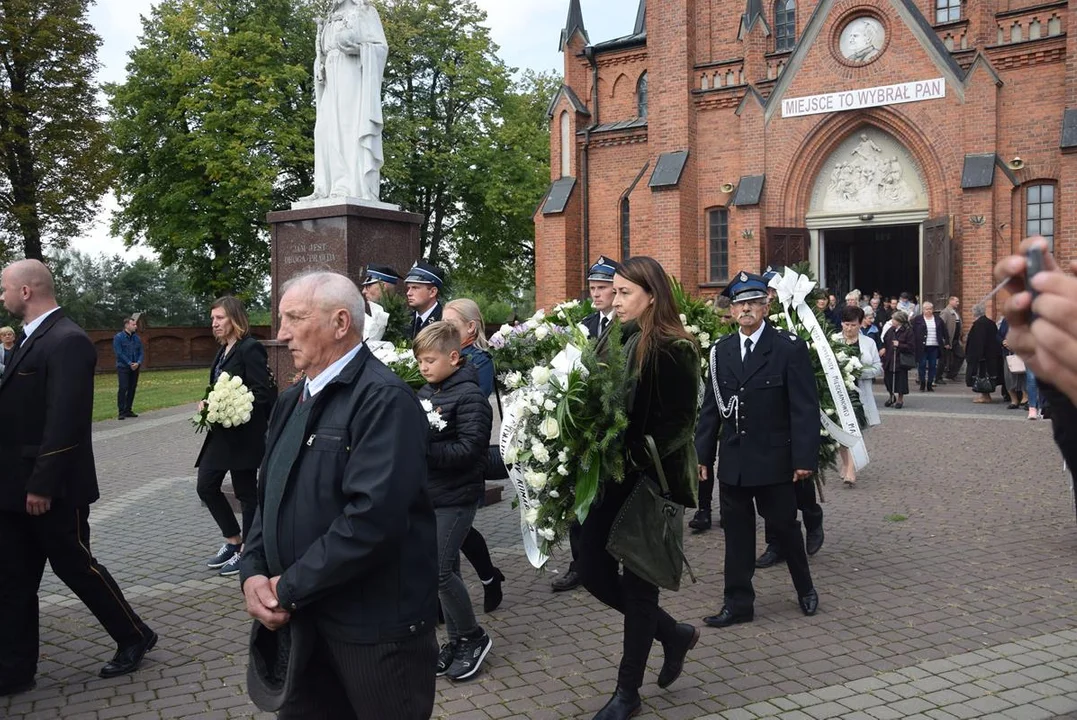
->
[534, 0, 1075, 315]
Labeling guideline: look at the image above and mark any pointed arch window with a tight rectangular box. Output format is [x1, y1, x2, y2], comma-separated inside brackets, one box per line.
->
[560, 111, 571, 178]
[775, 0, 796, 52]
[637, 72, 648, 119]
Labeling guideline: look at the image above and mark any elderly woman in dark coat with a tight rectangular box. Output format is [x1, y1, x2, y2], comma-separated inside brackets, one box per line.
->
[964, 303, 1004, 403]
[196, 297, 277, 576]
[880, 310, 914, 409]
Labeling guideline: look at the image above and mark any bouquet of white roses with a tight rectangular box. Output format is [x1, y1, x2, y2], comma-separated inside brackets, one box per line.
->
[369, 340, 424, 390]
[191, 372, 255, 433]
[489, 301, 595, 392]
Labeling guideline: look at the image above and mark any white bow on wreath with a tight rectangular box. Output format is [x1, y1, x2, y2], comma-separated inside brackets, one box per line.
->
[770, 268, 869, 471]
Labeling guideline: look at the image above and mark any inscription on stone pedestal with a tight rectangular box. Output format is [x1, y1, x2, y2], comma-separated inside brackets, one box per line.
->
[281, 242, 339, 267]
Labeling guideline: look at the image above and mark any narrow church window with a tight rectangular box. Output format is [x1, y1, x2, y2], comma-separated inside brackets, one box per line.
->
[708, 209, 729, 282]
[775, 0, 796, 52]
[620, 198, 631, 259]
[560, 111, 571, 178]
[1026, 184, 1055, 251]
[637, 73, 648, 119]
[936, 0, 960, 23]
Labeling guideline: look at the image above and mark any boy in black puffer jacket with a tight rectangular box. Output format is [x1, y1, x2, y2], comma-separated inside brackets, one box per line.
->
[414, 321, 494, 682]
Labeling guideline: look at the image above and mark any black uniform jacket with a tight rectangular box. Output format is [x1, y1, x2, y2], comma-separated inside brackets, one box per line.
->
[409, 302, 443, 340]
[195, 336, 277, 471]
[695, 323, 820, 488]
[417, 361, 492, 508]
[239, 344, 438, 644]
[0, 310, 99, 512]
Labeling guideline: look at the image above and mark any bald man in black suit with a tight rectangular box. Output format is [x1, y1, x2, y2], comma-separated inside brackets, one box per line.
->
[0, 260, 157, 697]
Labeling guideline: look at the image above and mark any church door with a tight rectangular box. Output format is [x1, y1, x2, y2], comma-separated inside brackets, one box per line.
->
[922, 216, 952, 307]
[764, 227, 810, 269]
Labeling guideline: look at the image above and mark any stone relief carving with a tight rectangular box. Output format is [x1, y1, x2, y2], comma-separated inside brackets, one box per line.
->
[811, 129, 926, 214]
[839, 17, 884, 63]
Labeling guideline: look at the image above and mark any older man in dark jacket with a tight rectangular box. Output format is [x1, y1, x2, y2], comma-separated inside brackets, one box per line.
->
[239, 271, 437, 720]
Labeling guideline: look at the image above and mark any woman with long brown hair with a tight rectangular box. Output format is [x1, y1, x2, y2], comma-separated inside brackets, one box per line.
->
[196, 297, 277, 576]
[582, 256, 701, 719]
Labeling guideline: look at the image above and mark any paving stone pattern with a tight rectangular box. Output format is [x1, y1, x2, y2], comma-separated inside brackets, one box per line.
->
[2, 383, 1076, 719]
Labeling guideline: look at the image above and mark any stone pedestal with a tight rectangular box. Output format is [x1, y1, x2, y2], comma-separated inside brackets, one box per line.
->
[265, 201, 423, 383]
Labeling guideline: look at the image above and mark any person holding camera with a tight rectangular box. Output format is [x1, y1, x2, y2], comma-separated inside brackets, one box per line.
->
[995, 237, 1077, 517]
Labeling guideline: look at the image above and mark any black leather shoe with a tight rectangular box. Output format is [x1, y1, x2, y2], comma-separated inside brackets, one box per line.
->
[551, 568, 580, 592]
[483, 568, 505, 613]
[884, 396, 894, 407]
[806, 526, 824, 556]
[799, 589, 819, 616]
[657, 623, 699, 689]
[0, 678, 35, 697]
[100, 630, 158, 678]
[127, 412, 139, 418]
[703, 606, 753, 628]
[688, 509, 711, 532]
[755, 546, 784, 568]
[592, 686, 642, 720]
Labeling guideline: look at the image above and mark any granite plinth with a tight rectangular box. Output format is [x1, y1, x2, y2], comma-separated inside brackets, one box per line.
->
[266, 201, 423, 382]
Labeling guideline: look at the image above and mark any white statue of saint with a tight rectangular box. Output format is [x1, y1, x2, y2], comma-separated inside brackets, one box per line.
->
[297, 0, 389, 206]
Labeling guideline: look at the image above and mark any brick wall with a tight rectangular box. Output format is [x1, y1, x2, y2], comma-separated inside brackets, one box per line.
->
[88, 326, 272, 374]
[538, 0, 1073, 325]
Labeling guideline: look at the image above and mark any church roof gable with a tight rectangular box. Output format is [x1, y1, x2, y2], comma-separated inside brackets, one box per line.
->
[762, 0, 966, 123]
[546, 84, 590, 119]
[559, 0, 589, 51]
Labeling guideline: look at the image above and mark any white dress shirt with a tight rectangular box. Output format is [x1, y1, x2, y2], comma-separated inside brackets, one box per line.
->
[739, 324, 765, 361]
[305, 342, 364, 398]
[20, 306, 61, 345]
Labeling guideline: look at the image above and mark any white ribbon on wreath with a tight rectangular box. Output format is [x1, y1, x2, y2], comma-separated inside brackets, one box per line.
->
[770, 268, 869, 471]
[500, 343, 586, 569]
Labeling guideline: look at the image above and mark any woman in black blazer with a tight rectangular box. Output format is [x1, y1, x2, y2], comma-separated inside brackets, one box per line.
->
[196, 297, 276, 576]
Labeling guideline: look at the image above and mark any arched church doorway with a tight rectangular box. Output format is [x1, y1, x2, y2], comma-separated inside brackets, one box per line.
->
[804, 127, 935, 302]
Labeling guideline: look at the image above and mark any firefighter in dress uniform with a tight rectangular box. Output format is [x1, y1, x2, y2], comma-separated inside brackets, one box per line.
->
[695, 272, 821, 627]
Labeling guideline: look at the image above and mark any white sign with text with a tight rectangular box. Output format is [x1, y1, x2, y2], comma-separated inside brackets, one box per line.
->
[781, 78, 946, 119]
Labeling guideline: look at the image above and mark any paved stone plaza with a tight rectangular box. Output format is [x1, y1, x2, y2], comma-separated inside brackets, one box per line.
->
[2, 383, 1077, 720]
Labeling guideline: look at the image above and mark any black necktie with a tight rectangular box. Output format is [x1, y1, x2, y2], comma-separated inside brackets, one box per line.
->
[743, 338, 753, 363]
[599, 316, 609, 336]
[413, 314, 423, 336]
[15, 330, 26, 347]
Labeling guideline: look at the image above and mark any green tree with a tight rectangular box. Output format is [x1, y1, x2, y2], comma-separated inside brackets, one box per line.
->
[106, 0, 316, 299]
[48, 249, 215, 329]
[0, 0, 109, 260]
[378, 0, 510, 266]
[453, 70, 557, 301]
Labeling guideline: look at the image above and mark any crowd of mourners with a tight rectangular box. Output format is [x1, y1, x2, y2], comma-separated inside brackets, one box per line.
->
[2, 236, 1075, 720]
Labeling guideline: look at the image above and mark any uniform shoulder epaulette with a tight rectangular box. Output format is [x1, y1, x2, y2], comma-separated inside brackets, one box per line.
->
[716, 333, 738, 345]
[779, 330, 799, 343]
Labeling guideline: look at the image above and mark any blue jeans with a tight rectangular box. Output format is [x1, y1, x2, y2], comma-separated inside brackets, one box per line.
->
[918, 346, 940, 385]
[1027, 370, 1039, 410]
[434, 504, 479, 641]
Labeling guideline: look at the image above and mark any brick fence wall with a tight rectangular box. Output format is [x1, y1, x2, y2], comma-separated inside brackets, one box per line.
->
[87, 326, 272, 373]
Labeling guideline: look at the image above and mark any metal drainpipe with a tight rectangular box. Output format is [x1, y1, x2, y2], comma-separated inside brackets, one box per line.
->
[581, 46, 599, 295]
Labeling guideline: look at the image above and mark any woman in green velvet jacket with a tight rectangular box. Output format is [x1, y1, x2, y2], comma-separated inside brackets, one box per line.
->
[580, 256, 701, 720]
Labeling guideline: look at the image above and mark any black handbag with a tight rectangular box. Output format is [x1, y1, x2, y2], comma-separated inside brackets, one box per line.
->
[606, 436, 696, 591]
[973, 361, 994, 394]
[898, 351, 916, 371]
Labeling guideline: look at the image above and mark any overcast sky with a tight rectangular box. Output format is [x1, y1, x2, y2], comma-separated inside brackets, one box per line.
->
[76, 0, 630, 258]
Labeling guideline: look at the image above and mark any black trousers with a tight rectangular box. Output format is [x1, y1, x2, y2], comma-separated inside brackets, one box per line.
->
[577, 477, 678, 692]
[566, 519, 582, 571]
[278, 629, 437, 720]
[117, 367, 139, 415]
[196, 466, 257, 541]
[459, 527, 495, 581]
[720, 482, 814, 612]
[0, 504, 151, 684]
[764, 477, 822, 547]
